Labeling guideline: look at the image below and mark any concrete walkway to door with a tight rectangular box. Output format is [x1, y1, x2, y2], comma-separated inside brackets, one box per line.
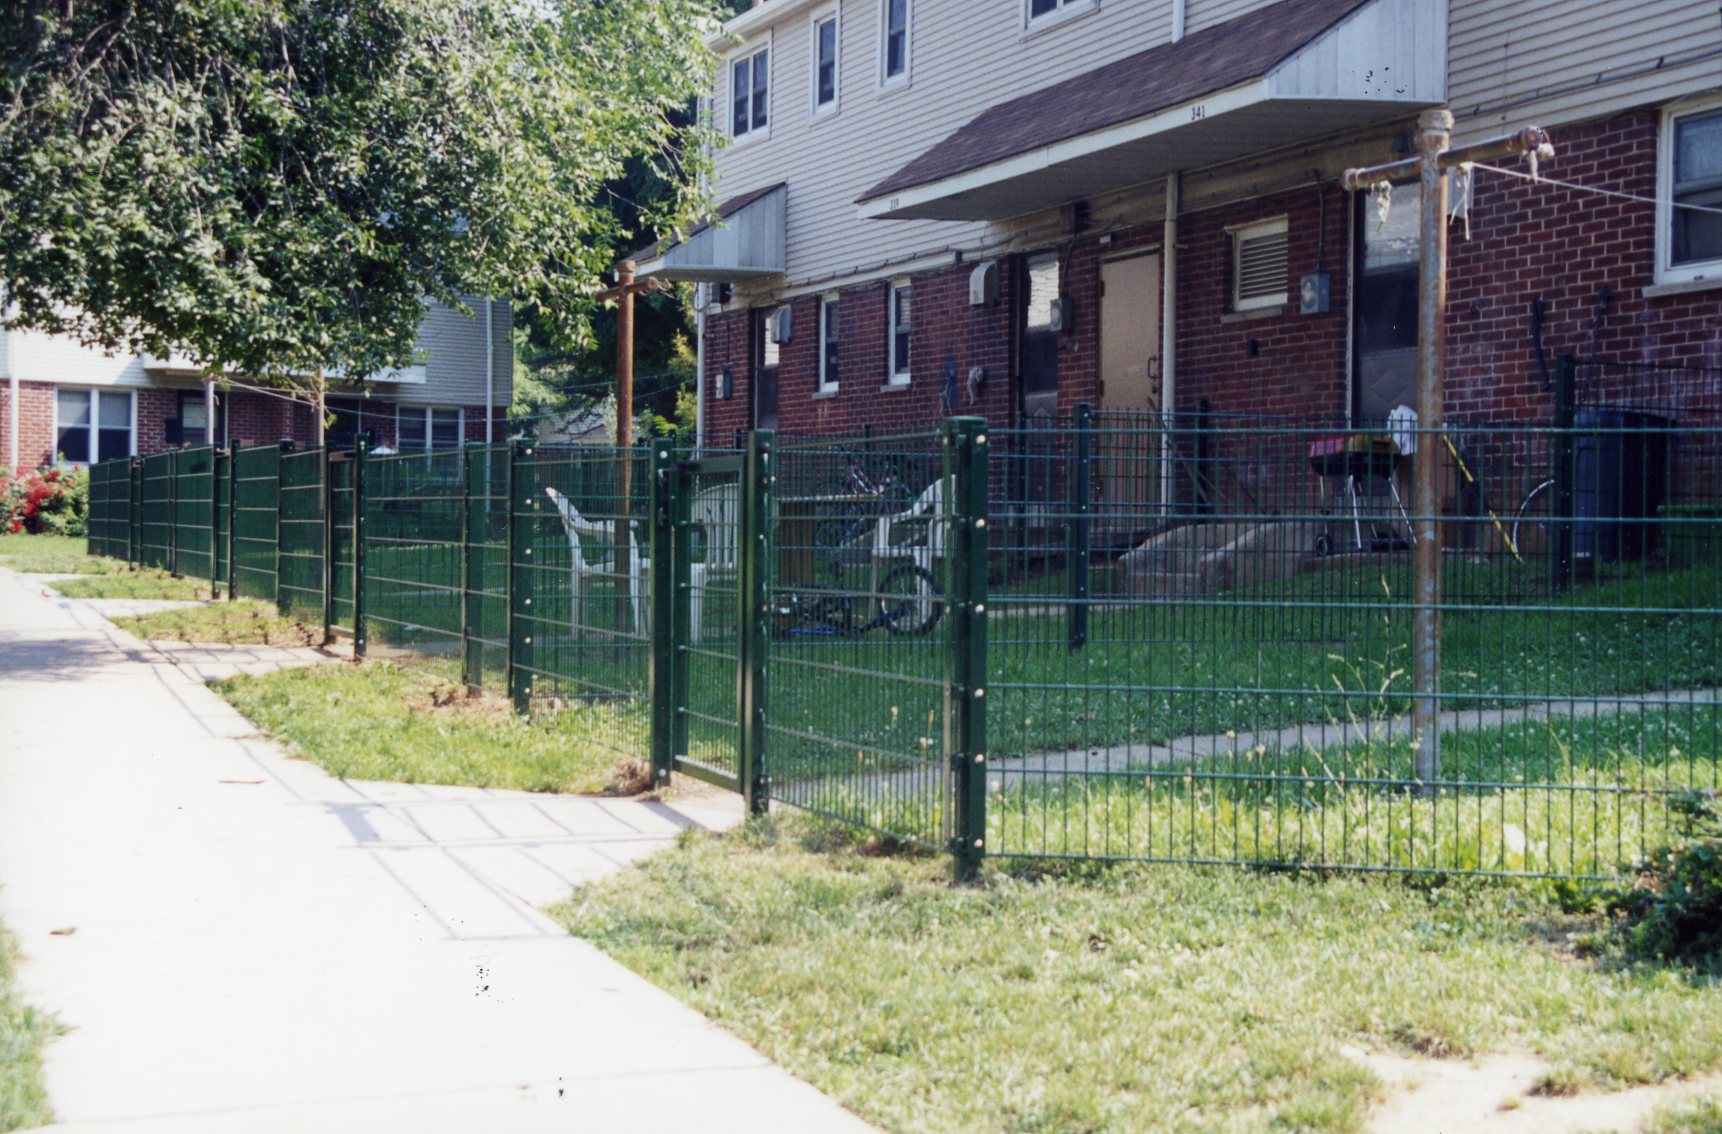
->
[0, 569, 876, 1133]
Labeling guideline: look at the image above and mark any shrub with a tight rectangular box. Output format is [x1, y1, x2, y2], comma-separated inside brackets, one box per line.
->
[1619, 793, 1722, 972]
[1, 464, 89, 536]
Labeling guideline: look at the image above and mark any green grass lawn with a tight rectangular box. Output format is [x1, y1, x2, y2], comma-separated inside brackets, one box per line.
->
[0, 533, 116, 575]
[111, 599, 322, 646]
[53, 569, 211, 601]
[215, 660, 648, 794]
[0, 928, 58, 1133]
[555, 816, 1722, 1134]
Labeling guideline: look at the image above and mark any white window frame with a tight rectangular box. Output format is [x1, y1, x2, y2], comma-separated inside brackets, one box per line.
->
[1228, 216, 1290, 312]
[729, 39, 772, 143]
[810, 8, 840, 119]
[51, 386, 135, 466]
[878, 0, 910, 91]
[396, 405, 465, 453]
[1023, 0, 1097, 35]
[817, 292, 841, 393]
[1656, 93, 1722, 286]
[886, 279, 912, 386]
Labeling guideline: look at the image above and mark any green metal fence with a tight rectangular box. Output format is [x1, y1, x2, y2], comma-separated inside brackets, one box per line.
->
[78, 355, 1721, 882]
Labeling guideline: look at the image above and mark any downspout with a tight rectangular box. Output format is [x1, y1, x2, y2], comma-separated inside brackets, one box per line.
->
[1160, 172, 1179, 512]
[484, 297, 496, 446]
[1170, 0, 1186, 42]
[694, 288, 707, 455]
[6, 326, 17, 474]
[204, 379, 216, 446]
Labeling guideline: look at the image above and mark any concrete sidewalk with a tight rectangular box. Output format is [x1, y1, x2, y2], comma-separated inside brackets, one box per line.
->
[0, 570, 875, 1133]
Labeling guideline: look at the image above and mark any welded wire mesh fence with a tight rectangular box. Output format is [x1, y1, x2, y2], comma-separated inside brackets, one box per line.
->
[86, 458, 131, 560]
[77, 356, 1720, 881]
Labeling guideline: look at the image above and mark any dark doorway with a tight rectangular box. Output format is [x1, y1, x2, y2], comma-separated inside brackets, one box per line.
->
[1018, 252, 1060, 427]
[752, 307, 780, 431]
[1353, 182, 1419, 425]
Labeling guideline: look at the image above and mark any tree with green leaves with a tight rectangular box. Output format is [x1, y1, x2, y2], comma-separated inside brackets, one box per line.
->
[0, 0, 720, 438]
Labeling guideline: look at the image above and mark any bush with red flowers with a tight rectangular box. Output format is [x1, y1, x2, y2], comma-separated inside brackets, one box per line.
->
[1, 464, 89, 536]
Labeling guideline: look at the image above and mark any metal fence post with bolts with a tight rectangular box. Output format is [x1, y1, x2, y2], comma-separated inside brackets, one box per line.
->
[461, 443, 485, 692]
[320, 445, 335, 645]
[946, 416, 990, 881]
[352, 436, 369, 658]
[737, 430, 775, 816]
[1551, 354, 1578, 596]
[225, 440, 240, 601]
[507, 441, 536, 716]
[275, 440, 293, 607]
[648, 440, 679, 789]
[1067, 402, 1093, 649]
[129, 458, 142, 568]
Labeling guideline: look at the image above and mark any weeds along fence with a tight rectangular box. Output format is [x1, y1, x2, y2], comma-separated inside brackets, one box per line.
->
[82, 357, 1722, 880]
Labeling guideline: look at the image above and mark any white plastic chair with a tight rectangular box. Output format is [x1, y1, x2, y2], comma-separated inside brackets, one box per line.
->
[870, 478, 946, 628]
[688, 482, 739, 643]
[544, 486, 645, 635]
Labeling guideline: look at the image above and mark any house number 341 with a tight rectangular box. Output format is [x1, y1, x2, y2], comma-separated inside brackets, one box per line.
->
[1190, 104, 1206, 121]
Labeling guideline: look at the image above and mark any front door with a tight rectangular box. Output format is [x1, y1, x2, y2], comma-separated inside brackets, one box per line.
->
[1354, 182, 1419, 425]
[1016, 253, 1062, 541]
[1098, 253, 1162, 536]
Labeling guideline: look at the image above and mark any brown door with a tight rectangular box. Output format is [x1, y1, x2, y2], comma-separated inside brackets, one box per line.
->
[752, 308, 780, 431]
[1098, 253, 1162, 536]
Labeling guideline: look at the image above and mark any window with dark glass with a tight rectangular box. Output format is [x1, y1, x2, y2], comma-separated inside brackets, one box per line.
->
[883, 0, 907, 81]
[732, 49, 769, 136]
[398, 406, 463, 451]
[55, 388, 131, 464]
[814, 16, 838, 109]
[819, 295, 840, 391]
[888, 283, 911, 382]
[1671, 107, 1722, 267]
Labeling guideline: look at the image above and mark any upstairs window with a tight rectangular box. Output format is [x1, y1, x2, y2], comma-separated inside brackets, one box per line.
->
[1026, 0, 1096, 29]
[881, 0, 909, 85]
[1659, 97, 1722, 284]
[887, 281, 911, 385]
[812, 13, 839, 114]
[732, 47, 770, 138]
[1230, 217, 1289, 312]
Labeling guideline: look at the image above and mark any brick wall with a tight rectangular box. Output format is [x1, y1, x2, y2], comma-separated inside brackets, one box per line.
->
[698, 108, 1722, 441]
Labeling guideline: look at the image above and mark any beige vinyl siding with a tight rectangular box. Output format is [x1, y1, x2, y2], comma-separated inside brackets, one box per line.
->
[0, 328, 154, 387]
[400, 298, 512, 408]
[716, 0, 1224, 292]
[1450, 0, 1722, 141]
[1184, 0, 1272, 34]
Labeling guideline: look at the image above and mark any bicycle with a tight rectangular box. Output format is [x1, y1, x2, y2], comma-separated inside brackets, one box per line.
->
[773, 561, 943, 637]
[811, 453, 913, 559]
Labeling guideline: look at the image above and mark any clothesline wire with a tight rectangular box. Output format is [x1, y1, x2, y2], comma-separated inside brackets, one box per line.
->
[1468, 160, 1722, 217]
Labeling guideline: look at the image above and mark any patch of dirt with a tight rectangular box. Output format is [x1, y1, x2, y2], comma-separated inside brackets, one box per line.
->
[1352, 1046, 1722, 1134]
[405, 681, 516, 721]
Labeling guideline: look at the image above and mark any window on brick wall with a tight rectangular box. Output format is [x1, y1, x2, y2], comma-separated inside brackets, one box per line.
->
[1659, 96, 1722, 285]
[398, 406, 464, 452]
[1025, 0, 1096, 32]
[1229, 217, 1289, 312]
[818, 293, 841, 393]
[887, 281, 912, 385]
[54, 388, 133, 465]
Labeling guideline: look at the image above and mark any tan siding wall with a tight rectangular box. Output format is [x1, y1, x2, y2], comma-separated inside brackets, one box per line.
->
[1184, 0, 1274, 34]
[400, 297, 513, 408]
[0, 328, 153, 387]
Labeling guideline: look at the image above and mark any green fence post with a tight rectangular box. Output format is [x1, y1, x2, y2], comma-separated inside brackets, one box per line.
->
[210, 448, 223, 600]
[1067, 402, 1093, 650]
[225, 441, 240, 601]
[945, 416, 991, 882]
[128, 458, 141, 569]
[506, 440, 536, 716]
[352, 436, 368, 658]
[167, 449, 179, 577]
[1551, 354, 1577, 597]
[737, 430, 775, 816]
[648, 440, 679, 789]
[461, 443, 485, 692]
[275, 441, 293, 607]
[320, 446, 334, 646]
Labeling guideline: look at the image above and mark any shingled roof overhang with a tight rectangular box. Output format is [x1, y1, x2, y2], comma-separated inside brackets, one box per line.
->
[634, 183, 787, 282]
[856, 0, 1445, 222]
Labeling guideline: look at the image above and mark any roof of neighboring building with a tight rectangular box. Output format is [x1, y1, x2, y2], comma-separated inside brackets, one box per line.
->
[857, 0, 1374, 205]
[628, 182, 788, 265]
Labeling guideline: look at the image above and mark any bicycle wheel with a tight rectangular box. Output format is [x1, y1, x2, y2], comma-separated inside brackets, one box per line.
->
[878, 564, 943, 636]
[1509, 479, 1554, 560]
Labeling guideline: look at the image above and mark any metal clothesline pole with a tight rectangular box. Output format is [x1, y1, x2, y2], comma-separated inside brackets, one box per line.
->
[1343, 113, 1554, 795]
